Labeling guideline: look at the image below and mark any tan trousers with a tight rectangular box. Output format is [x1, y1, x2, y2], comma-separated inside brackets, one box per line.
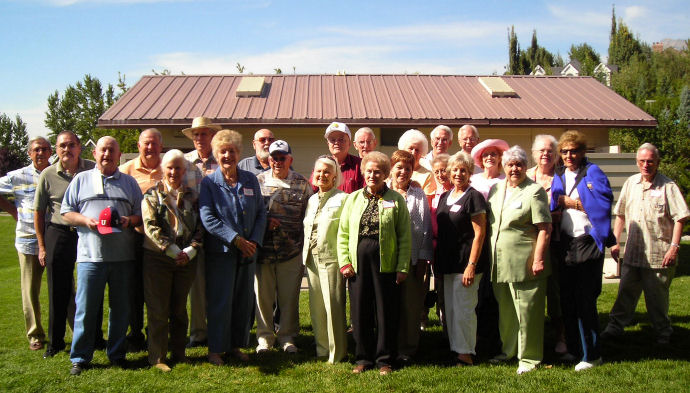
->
[398, 265, 425, 358]
[18, 253, 45, 343]
[305, 252, 347, 363]
[254, 255, 303, 347]
[188, 250, 207, 342]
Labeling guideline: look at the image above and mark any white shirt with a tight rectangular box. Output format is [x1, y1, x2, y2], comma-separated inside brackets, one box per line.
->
[560, 168, 592, 237]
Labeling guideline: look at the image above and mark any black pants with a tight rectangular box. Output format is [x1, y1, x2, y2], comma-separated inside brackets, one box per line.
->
[128, 233, 145, 339]
[476, 271, 501, 355]
[349, 237, 399, 368]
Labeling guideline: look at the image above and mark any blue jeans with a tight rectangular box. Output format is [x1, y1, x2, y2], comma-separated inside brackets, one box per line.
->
[70, 261, 132, 364]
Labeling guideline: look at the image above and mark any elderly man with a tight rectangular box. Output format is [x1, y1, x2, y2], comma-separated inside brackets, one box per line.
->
[118, 128, 164, 351]
[255, 140, 312, 353]
[311, 122, 364, 193]
[353, 127, 377, 158]
[0, 136, 52, 351]
[420, 125, 453, 170]
[181, 116, 221, 348]
[34, 131, 98, 358]
[602, 143, 689, 345]
[62, 136, 143, 375]
[458, 125, 482, 174]
[238, 129, 276, 175]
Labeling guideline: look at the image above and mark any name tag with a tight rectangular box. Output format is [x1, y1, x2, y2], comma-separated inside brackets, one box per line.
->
[382, 200, 395, 209]
[327, 200, 342, 208]
[450, 204, 461, 213]
[650, 189, 662, 198]
[511, 200, 522, 209]
[243, 188, 254, 196]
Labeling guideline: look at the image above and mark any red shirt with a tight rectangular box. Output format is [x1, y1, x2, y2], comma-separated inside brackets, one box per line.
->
[310, 154, 364, 194]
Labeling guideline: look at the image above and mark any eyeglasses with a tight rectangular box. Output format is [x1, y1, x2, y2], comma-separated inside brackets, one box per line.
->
[356, 139, 375, 146]
[255, 137, 276, 144]
[31, 147, 51, 153]
[560, 148, 581, 155]
[482, 151, 499, 157]
[461, 137, 478, 143]
[327, 136, 347, 145]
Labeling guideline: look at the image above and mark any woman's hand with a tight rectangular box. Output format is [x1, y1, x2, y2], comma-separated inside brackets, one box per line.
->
[396, 272, 407, 284]
[558, 195, 580, 210]
[267, 217, 281, 231]
[341, 265, 355, 279]
[462, 264, 476, 287]
[235, 236, 257, 258]
[175, 251, 190, 266]
[532, 258, 544, 276]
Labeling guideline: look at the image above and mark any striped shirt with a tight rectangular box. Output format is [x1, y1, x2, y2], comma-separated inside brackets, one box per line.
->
[0, 164, 42, 254]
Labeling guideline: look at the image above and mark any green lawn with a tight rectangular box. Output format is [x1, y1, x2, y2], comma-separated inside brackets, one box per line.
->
[0, 214, 688, 392]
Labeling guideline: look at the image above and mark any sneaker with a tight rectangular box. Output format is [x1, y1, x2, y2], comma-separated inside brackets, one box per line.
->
[256, 342, 271, 354]
[282, 343, 298, 354]
[70, 362, 87, 376]
[575, 358, 602, 371]
[517, 365, 535, 375]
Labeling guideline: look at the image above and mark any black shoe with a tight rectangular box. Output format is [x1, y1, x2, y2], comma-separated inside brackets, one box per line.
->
[127, 334, 147, 353]
[70, 362, 86, 376]
[111, 358, 128, 369]
[186, 338, 208, 348]
[43, 344, 65, 358]
[94, 337, 107, 350]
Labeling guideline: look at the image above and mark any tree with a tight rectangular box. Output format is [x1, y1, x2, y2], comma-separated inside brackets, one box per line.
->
[0, 113, 30, 170]
[569, 43, 600, 76]
[678, 85, 690, 123]
[506, 27, 557, 75]
[507, 26, 520, 75]
[236, 62, 246, 73]
[609, 18, 644, 67]
[44, 74, 139, 154]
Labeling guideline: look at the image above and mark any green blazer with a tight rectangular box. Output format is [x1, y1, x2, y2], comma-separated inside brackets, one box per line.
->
[337, 188, 411, 274]
[488, 178, 552, 283]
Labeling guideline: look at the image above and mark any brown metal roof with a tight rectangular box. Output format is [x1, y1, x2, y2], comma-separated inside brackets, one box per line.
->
[99, 74, 657, 128]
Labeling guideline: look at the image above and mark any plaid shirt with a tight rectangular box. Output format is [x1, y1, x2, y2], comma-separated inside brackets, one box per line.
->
[184, 150, 218, 192]
[614, 173, 690, 268]
[0, 164, 42, 254]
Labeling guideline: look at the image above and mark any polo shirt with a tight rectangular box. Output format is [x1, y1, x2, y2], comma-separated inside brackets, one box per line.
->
[0, 164, 42, 254]
[238, 155, 269, 176]
[34, 158, 95, 226]
[61, 168, 143, 263]
[119, 156, 162, 194]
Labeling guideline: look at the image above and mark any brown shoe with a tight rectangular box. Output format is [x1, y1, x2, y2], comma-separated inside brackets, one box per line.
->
[352, 364, 368, 374]
[29, 341, 43, 351]
[379, 365, 393, 375]
[208, 353, 224, 366]
[231, 348, 249, 362]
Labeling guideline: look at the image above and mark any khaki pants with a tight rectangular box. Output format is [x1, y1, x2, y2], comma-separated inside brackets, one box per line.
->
[18, 252, 45, 344]
[254, 255, 303, 347]
[305, 253, 347, 363]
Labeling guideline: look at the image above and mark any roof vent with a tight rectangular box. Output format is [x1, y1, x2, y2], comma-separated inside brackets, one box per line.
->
[236, 76, 265, 97]
[478, 77, 518, 97]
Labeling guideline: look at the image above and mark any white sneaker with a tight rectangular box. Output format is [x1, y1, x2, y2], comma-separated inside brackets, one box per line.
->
[575, 358, 602, 371]
[256, 342, 271, 354]
[516, 365, 535, 375]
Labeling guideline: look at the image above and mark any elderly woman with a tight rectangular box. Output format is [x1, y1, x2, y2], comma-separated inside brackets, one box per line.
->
[387, 150, 433, 363]
[398, 129, 435, 195]
[303, 155, 348, 363]
[550, 130, 614, 371]
[338, 151, 411, 376]
[141, 149, 203, 371]
[255, 140, 313, 354]
[436, 151, 488, 366]
[199, 130, 267, 366]
[527, 134, 567, 355]
[488, 146, 552, 375]
[470, 139, 510, 200]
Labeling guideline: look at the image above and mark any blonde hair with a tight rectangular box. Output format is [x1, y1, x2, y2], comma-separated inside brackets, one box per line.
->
[211, 129, 243, 159]
[361, 151, 391, 177]
[447, 151, 474, 172]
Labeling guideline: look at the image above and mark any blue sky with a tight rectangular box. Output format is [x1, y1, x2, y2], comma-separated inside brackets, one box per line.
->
[1, 0, 688, 137]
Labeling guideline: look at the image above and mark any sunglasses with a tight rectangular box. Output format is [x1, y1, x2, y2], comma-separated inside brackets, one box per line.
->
[560, 148, 581, 155]
[255, 137, 276, 144]
[271, 155, 288, 162]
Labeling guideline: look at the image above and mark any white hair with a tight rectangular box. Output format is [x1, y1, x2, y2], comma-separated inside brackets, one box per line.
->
[161, 149, 186, 166]
[430, 125, 453, 141]
[27, 136, 51, 152]
[502, 145, 528, 168]
[354, 127, 376, 140]
[458, 124, 479, 139]
[397, 129, 429, 156]
[314, 155, 342, 188]
[637, 143, 660, 162]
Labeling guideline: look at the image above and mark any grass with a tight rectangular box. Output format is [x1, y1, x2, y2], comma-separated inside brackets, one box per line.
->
[0, 214, 689, 392]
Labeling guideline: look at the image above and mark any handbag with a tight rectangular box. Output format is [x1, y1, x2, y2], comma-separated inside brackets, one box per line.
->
[560, 233, 603, 265]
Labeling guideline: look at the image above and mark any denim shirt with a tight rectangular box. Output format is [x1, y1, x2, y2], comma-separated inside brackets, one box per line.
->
[200, 168, 267, 257]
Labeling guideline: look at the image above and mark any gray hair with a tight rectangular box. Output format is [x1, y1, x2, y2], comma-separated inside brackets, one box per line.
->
[431, 153, 450, 168]
[161, 149, 186, 167]
[531, 134, 558, 164]
[502, 145, 528, 168]
[447, 151, 474, 172]
[397, 129, 429, 156]
[637, 143, 660, 162]
[354, 127, 376, 140]
[314, 155, 342, 188]
[430, 125, 453, 141]
[140, 128, 163, 144]
[27, 136, 51, 152]
[458, 124, 479, 139]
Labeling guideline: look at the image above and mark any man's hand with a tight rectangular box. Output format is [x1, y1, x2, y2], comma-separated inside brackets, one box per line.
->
[532, 258, 545, 276]
[235, 236, 257, 258]
[662, 246, 679, 267]
[85, 218, 98, 231]
[611, 243, 621, 262]
[38, 246, 47, 267]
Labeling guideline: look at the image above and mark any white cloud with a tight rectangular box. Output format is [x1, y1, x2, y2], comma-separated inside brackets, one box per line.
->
[323, 21, 507, 44]
[623, 5, 647, 20]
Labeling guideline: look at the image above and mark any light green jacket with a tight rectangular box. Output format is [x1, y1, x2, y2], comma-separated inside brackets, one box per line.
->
[302, 188, 348, 265]
[337, 188, 411, 274]
[488, 178, 552, 283]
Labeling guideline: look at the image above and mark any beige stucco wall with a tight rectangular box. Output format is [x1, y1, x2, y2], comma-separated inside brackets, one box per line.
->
[154, 125, 610, 178]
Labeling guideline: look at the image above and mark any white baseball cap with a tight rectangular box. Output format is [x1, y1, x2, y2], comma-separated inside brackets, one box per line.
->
[324, 122, 351, 139]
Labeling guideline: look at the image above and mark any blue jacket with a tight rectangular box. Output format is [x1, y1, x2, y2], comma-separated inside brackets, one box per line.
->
[550, 159, 615, 252]
[200, 168, 267, 256]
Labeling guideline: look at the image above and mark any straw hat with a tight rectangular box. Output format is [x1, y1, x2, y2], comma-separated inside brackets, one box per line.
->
[471, 139, 510, 168]
[181, 117, 222, 139]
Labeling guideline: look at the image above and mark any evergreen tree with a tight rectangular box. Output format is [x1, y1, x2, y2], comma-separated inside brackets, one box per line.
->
[0, 113, 30, 172]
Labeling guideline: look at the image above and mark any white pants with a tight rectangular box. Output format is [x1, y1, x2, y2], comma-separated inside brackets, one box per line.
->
[444, 272, 481, 355]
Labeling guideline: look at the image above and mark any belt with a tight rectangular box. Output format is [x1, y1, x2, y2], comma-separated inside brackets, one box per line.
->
[47, 222, 77, 232]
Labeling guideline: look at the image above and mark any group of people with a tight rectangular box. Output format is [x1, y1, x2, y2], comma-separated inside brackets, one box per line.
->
[1, 117, 687, 377]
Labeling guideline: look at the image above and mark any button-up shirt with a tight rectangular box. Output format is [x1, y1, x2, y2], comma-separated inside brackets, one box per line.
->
[237, 155, 269, 176]
[34, 158, 95, 226]
[613, 173, 690, 269]
[184, 150, 218, 192]
[0, 164, 42, 254]
[119, 156, 162, 194]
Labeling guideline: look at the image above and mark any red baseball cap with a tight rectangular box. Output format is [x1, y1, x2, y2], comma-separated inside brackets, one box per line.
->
[97, 206, 122, 235]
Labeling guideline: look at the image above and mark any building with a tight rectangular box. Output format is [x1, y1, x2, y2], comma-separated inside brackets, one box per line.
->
[99, 74, 656, 175]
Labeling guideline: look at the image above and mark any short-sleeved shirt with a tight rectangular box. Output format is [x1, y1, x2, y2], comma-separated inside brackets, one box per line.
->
[61, 168, 143, 263]
[118, 156, 162, 194]
[183, 150, 217, 192]
[34, 158, 95, 226]
[0, 164, 42, 254]
[614, 173, 690, 269]
[436, 186, 488, 275]
[238, 155, 269, 176]
[470, 172, 505, 200]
